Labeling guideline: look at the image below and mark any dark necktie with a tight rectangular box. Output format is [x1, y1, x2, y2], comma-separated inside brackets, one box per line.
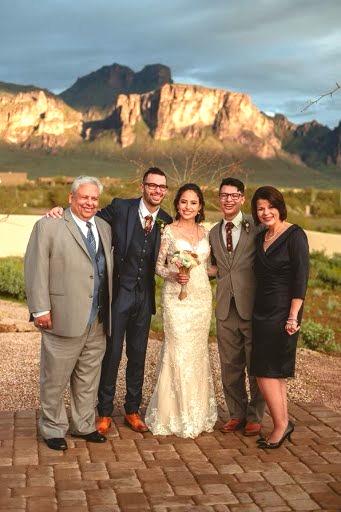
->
[86, 221, 97, 253]
[225, 222, 234, 252]
[144, 215, 153, 235]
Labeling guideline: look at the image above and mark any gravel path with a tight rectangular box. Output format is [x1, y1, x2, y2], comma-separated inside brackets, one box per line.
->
[1, 299, 341, 412]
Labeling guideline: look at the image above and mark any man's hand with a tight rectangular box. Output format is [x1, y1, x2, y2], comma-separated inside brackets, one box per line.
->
[175, 272, 190, 285]
[46, 206, 63, 218]
[34, 313, 52, 330]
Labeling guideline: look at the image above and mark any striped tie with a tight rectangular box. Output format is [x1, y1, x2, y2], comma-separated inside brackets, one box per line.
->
[86, 221, 96, 253]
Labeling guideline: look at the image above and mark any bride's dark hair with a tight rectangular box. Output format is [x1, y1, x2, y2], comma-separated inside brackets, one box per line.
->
[174, 183, 205, 223]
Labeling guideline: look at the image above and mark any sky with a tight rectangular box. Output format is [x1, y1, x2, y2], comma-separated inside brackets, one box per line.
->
[1, 0, 340, 128]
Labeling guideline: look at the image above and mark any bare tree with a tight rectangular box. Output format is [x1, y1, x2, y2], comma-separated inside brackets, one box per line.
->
[301, 82, 340, 112]
[118, 137, 251, 189]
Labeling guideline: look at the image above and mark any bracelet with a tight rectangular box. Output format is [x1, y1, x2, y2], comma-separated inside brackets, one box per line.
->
[287, 318, 298, 323]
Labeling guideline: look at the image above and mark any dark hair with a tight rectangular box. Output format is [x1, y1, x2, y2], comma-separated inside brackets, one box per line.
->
[251, 186, 287, 225]
[173, 183, 205, 223]
[142, 167, 167, 182]
[219, 177, 245, 194]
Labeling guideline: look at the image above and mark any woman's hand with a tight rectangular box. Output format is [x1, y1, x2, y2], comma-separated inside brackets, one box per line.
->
[176, 272, 190, 284]
[285, 318, 300, 335]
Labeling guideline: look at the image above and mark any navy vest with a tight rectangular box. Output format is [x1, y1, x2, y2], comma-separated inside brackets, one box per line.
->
[80, 230, 107, 325]
[119, 217, 156, 292]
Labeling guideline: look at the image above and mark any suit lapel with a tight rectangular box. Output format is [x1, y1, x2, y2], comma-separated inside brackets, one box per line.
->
[125, 200, 139, 256]
[231, 215, 248, 268]
[153, 209, 169, 262]
[64, 208, 92, 261]
[214, 221, 231, 270]
[95, 218, 111, 270]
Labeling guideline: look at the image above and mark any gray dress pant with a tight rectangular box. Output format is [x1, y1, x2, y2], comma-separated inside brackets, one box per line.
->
[39, 317, 105, 439]
[217, 299, 265, 423]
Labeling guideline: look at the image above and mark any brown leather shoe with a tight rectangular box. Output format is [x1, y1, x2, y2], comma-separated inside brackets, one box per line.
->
[96, 416, 112, 435]
[220, 418, 245, 433]
[124, 413, 149, 433]
[244, 422, 262, 436]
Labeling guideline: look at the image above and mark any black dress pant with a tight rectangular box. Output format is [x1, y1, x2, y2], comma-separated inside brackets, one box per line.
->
[97, 285, 152, 416]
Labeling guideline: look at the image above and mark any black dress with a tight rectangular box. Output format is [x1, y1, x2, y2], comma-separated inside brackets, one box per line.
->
[250, 225, 309, 378]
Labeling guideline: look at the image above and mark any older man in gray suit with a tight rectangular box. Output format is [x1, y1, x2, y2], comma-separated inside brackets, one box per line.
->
[209, 177, 265, 436]
[25, 176, 113, 451]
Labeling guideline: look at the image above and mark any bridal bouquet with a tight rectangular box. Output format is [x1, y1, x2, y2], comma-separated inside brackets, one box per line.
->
[171, 250, 199, 300]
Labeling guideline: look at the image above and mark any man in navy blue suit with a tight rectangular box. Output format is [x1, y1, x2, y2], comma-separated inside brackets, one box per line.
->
[95, 167, 172, 433]
[47, 168, 172, 433]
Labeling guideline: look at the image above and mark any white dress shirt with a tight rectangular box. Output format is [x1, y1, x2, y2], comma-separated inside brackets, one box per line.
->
[138, 198, 159, 229]
[221, 210, 243, 250]
[70, 211, 99, 252]
[34, 211, 99, 318]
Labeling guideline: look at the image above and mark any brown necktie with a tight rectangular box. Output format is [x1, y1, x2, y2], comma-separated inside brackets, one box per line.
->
[225, 222, 234, 252]
[144, 215, 153, 235]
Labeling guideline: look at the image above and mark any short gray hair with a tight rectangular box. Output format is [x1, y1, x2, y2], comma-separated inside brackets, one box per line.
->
[71, 176, 103, 195]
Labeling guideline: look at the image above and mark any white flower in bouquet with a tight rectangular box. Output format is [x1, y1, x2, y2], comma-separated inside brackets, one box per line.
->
[170, 250, 199, 300]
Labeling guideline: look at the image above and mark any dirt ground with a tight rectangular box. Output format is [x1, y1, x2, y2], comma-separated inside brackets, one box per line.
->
[1, 299, 341, 412]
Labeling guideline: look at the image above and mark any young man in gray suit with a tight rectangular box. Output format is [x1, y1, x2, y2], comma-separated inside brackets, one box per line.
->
[209, 177, 265, 436]
[24, 176, 113, 451]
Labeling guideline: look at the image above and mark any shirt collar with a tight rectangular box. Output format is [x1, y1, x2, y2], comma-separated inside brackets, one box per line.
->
[223, 210, 243, 228]
[139, 198, 160, 221]
[70, 210, 96, 227]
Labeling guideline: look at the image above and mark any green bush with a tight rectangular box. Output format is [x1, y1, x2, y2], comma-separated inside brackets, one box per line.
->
[317, 267, 341, 289]
[0, 257, 25, 301]
[309, 251, 341, 290]
[300, 320, 338, 353]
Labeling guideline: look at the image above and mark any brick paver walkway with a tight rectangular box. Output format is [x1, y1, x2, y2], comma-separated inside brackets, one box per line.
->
[0, 403, 341, 511]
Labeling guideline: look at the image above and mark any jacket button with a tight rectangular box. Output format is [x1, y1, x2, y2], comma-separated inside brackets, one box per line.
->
[121, 258, 124, 262]
[90, 275, 94, 279]
[89, 295, 93, 298]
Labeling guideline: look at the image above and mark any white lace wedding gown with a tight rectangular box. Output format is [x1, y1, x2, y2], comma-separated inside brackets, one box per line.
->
[145, 224, 217, 438]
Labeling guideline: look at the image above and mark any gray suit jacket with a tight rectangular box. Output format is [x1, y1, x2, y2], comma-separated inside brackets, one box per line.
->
[209, 214, 259, 321]
[24, 208, 113, 337]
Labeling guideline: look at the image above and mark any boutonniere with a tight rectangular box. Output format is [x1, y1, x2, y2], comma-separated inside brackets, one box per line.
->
[155, 217, 166, 234]
[242, 218, 250, 233]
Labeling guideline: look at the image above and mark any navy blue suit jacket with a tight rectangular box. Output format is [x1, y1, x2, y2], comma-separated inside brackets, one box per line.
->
[97, 197, 172, 314]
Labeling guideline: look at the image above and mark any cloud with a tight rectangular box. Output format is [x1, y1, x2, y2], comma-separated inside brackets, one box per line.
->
[0, 0, 340, 126]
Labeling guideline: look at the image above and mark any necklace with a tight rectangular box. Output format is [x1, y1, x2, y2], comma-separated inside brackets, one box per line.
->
[176, 222, 198, 245]
[264, 224, 285, 242]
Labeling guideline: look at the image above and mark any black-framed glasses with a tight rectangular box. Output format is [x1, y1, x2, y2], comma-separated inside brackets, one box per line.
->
[219, 192, 243, 201]
[143, 182, 168, 191]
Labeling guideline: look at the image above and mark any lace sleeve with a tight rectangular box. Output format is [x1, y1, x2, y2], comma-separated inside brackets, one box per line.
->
[155, 226, 177, 281]
[201, 226, 217, 277]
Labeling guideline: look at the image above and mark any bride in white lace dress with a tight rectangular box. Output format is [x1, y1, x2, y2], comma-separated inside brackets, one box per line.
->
[145, 184, 217, 438]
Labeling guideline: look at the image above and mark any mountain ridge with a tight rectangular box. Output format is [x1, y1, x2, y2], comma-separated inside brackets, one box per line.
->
[0, 63, 340, 173]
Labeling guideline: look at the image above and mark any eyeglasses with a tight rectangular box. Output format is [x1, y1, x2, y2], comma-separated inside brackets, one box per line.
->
[143, 182, 168, 191]
[219, 192, 243, 201]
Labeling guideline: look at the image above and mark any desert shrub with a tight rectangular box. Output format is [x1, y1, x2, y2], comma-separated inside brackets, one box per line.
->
[309, 251, 341, 289]
[300, 320, 338, 353]
[317, 267, 341, 289]
[0, 257, 25, 301]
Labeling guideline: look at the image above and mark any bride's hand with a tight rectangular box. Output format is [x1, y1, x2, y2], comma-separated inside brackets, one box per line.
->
[176, 272, 190, 285]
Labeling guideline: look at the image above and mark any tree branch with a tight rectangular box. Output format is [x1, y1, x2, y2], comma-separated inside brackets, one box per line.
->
[301, 82, 340, 112]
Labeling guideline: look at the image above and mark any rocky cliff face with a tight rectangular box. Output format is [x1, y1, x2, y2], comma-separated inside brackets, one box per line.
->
[0, 71, 340, 167]
[273, 116, 341, 167]
[83, 83, 281, 157]
[0, 84, 82, 148]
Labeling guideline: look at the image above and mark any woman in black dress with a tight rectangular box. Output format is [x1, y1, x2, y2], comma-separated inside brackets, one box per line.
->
[250, 186, 309, 449]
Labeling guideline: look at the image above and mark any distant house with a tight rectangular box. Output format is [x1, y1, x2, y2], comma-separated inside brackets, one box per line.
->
[0, 172, 28, 186]
[37, 176, 74, 186]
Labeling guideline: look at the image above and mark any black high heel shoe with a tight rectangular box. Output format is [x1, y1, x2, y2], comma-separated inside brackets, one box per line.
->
[258, 420, 295, 449]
